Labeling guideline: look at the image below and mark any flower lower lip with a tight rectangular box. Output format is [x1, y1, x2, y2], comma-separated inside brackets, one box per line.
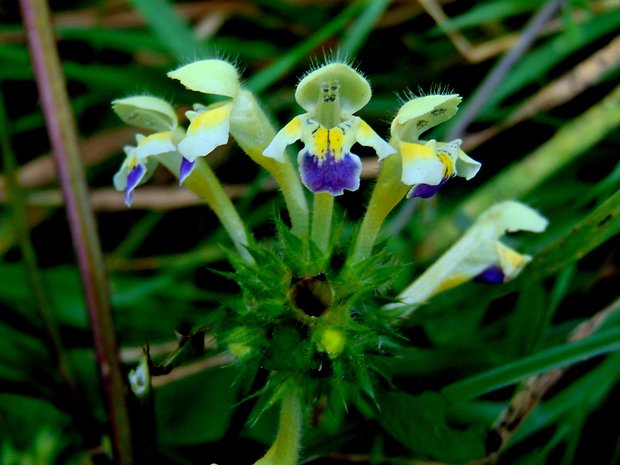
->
[299, 150, 361, 195]
[179, 157, 195, 184]
[125, 163, 146, 207]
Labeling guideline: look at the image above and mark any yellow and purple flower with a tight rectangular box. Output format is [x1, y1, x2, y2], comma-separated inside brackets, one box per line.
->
[391, 94, 481, 198]
[263, 62, 395, 195]
[167, 60, 241, 183]
[391, 201, 548, 313]
[112, 96, 180, 206]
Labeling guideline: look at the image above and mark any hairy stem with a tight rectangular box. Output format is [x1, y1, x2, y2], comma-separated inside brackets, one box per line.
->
[349, 153, 408, 264]
[231, 90, 309, 237]
[254, 388, 303, 465]
[311, 193, 334, 253]
[161, 155, 254, 263]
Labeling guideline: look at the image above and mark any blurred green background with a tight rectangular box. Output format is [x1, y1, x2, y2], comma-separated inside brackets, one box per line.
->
[0, 0, 619, 464]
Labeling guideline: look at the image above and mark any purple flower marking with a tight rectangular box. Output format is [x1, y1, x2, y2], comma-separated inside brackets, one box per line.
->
[408, 178, 448, 199]
[179, 157, 196, 185]
[474, 265, 505, 284]
[125, 164, 146, 207]
[299, 150, 361, 196]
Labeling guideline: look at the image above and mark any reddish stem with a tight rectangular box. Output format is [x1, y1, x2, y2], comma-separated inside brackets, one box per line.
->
[19, 0, 133, 463]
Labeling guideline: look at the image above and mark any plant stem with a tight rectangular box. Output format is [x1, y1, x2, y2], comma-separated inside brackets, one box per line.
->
[18, 1, 133, 463]
[392, 231, 480, 315]
[231, 90, 309, 238]
[160, 155, 254, 263]
[349, 153, 409, 264]
[311, 193, 334, 253]
[254, 388, 303, 465]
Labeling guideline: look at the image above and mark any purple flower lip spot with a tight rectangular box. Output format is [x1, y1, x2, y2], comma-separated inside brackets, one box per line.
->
[408, 180, 445, 199]
[299, 150, 361, 196]
[125, 164, 146, 207]
[474, 265, 505, 284]
[179, 157, 196, 185]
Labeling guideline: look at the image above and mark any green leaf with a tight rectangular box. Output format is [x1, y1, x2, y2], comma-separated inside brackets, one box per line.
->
[340, 0, 391, 56]
[156, 365, 238, 444]
[0, 395, 71, 450]
[128, 0, 208, 61]
[0, 44, 172, 93]
[377, 390, 485, 462]
[512, 352, 620, 443]
[528, 189, 620, 280]
[58, 27, 166, 54]
[429, 0, 540, 34]
[441, 326, 620, 401]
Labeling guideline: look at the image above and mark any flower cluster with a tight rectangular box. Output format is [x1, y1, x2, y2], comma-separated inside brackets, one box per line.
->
[113, 60, 483, 207]
[112, 58, 548, 465]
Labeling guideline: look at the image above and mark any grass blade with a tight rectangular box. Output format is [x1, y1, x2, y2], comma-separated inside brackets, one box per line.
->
[129, 0, 207, 61]
[442, 326, 620, 401]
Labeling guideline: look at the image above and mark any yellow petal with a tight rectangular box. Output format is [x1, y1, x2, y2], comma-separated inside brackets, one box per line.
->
[135, 131, 176, 158]
[456, 148, 481, 180]
[178, 102, 233, 161]
[495, 242, 531, 279]
[355, 118, 396, 159]
[263, 115, 306, 162]
[399, 140, 445, 185]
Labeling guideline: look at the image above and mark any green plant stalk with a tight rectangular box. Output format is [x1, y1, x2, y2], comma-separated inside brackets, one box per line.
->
[441, 326, 620, 402]
[254, 388, 303, 465]
[421, 83, 620, 259]
[391, 226, 482, 316]
[527, 188, 620, 280]
[18, 1, 133, 463]
[113, 212, 165, 258]
[340, 0, 391, 56]
[311, 193, 334, 253]
[159, 155, 254, 263]
[512, 352, 620, 444]
[245, 1, 363, 94]
[350, 152, 409, 264]
[128, 0, 207, 61]
[231, 90, 309, 238]
[0, 89, 79, 407]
